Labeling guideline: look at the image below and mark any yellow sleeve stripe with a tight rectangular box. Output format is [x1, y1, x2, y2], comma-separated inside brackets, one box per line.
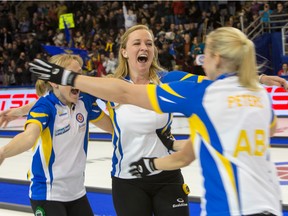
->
[197, 75, 206, 83]
[30, 112, 48, 118]
[180, 74, 194, 81]
[41, 128, 53, 167]
[90, 111, 105, 123]
[161, 84, 184, 98]
[24, 119, 43, 132]
[147, 85, 162, 113]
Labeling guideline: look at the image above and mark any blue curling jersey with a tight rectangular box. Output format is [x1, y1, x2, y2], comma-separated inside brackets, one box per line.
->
[24, 91, 104, 201]
[147, 74, 282, 216]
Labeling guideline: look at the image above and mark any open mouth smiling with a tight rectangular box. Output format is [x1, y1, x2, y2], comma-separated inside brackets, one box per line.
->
[137, 54, 148, 63]
[71, 88, 79, 95]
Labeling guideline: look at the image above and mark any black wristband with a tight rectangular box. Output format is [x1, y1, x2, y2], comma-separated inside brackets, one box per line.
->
[149, 158, 157, 171]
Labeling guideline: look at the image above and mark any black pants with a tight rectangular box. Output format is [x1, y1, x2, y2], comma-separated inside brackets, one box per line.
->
[112, 170, 190, 216]
[30, 195, 94, 216]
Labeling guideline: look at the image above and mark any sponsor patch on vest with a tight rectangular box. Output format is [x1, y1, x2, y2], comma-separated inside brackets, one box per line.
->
[55, 124, 70, 136]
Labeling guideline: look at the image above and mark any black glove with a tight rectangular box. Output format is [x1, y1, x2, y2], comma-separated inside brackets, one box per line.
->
[29, 59, 78, 86]
[156, 126, 175, 151]
[129, 157, 157, 178]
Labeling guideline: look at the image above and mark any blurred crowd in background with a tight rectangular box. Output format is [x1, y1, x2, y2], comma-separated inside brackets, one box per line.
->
[0, 0, 287, 86]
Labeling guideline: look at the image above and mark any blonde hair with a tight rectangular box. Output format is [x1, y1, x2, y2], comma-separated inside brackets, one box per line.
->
[35, 54, 83, 96]
[113, 24, 165, 84]
[206, 27, 260, 91]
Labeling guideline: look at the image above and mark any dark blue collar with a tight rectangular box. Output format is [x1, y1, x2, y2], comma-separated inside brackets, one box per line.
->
[48, 91, 66, 107]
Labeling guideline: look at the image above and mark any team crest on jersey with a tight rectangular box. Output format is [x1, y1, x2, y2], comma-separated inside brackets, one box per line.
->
[275, 161, 288, 185]
[76, 113, 84, 123]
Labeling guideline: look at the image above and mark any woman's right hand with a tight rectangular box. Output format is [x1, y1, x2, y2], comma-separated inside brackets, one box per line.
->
[0, 108, 24, 128]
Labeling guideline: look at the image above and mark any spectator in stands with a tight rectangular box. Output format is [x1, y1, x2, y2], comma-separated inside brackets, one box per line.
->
[188, 36, 205, 75]
[0, 51, 10, 85]
[74, 14, 85, 33]
[53, 29, 64, 46]
[18, 16, 30, 33]
[278, 63, 288, 76]
[73, 30, 84, 47]
[93, 53, 107, 77]
[103, 51, 118, 75]
[8, 41, 20, 61]
[189, 36, 204, 59]
[271, 2, 287, 31]
[36, 23, 48, 44]
[46, 29, 55, 45]
[122, 2, 137, 30]
[259, 3, 273, 28]
[55, 1, 67, 19]
[187, 3, 201, 27]
[7, 59, 16, 85]
[250, 0, 261, 15]
[114, 6, 125, 30]
[183, 33, 191, 58]
[7, 12, 18, 33]
[26, 34, 42, 61]
[104, 36, 116, 56]
[241, 2, 254, 28]
[15, 52, 28, 85]
[0, 27, 12, 46]
[158, 43, 175, 71]
[171, 1, 186, 25]
[84, 13, 94, 34]
[209, 4, 222, 29]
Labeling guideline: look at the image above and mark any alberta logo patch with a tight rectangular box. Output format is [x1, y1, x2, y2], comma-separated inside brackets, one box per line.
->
[35, 206, 46, 216]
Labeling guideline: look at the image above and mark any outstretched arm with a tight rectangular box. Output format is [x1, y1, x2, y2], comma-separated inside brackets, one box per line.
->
[28, 59, 155, 111]
[91, 113, 114, 134]
[260, 75, 288, 90]
[128, 139, 196, 178]
[75, 75, 153, 110]
[0, 122, 40, 165]
[154, 139, 195, 170]
[29, 59, 288, 112]
[0, 101, 36, 128]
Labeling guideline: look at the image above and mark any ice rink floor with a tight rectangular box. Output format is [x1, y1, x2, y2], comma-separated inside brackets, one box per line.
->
[0, 117, 288, 215]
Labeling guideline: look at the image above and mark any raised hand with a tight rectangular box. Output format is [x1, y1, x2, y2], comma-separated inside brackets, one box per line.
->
[29, 59, 78, 86]
[129, 157, 157, 178]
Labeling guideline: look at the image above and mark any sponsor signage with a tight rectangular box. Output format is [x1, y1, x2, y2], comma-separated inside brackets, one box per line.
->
[0, 89, 38, 111]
